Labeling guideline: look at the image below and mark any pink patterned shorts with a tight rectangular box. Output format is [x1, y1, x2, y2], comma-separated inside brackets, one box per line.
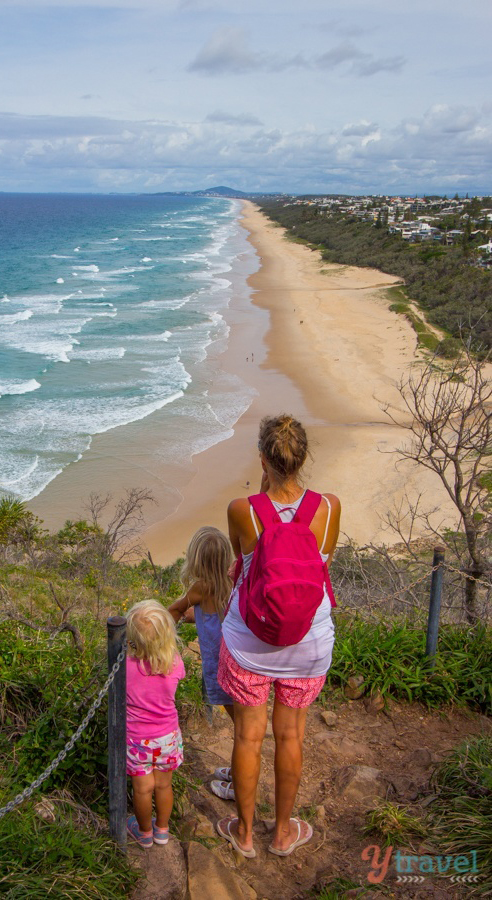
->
[126, 727, 183, 777]
[217, 640, 326, 709]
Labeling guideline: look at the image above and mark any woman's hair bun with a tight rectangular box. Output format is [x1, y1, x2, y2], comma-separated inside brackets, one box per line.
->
[258, 414, 308, 477]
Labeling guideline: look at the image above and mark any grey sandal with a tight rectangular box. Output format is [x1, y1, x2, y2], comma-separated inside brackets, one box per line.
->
[213, 766, 232, 781]
[211, 779, 235, 800]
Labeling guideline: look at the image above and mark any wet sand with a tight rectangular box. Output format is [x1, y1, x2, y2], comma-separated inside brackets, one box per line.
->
[144, 202, 454, 564]
[31, 201, 454, 565]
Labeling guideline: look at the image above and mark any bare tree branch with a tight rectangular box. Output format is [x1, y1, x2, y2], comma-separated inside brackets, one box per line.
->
[381, 343, 492, 622]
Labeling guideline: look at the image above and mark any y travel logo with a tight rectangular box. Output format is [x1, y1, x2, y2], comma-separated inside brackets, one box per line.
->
[361, 844, 483, 885]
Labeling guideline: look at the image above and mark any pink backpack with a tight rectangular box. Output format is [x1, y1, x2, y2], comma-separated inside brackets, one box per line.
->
[238, 490, 336, 646]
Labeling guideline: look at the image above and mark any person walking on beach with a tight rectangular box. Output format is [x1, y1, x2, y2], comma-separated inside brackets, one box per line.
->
[216, 414, 340, 858]
[168, 526, 237, 800]
[126, 600, 185, 848]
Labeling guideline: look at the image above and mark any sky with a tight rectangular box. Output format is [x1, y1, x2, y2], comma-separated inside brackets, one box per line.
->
[0, 0, 491, 195]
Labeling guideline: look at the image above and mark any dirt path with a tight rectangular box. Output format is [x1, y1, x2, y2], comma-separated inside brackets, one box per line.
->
[177, 685, 490, 899]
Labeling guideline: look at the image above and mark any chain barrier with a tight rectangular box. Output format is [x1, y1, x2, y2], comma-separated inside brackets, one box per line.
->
[339, 558, 491, 617]
[339, 563, 440, 611]
[2, 561, 488, 818]
[443, 562, 492, 590]
[0, 642, 126, 821]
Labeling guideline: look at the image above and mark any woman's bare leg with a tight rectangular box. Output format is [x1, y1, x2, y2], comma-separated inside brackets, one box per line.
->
[230, 701, 268, 850]
[271, 700, 308, 851]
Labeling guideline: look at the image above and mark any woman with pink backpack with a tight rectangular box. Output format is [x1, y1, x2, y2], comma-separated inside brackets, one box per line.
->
[215, 414, 341, 859]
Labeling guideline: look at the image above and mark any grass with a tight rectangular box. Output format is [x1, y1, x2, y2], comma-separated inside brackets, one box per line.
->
[297, 803, 319, 824]
[358, 737, 492, 894]
[0, 804, 138, 899]
[386, 289, 441, 352]
[322, 619, 492, 713]
[311, 878, 378, 898]
[384, 285, 459, 355]
[256, 801, 274, 818]
[1, 544, 491, 897]
[386, 285, 409, 305]
[429, 736, 492, 894]
[364, 801, 429, 848]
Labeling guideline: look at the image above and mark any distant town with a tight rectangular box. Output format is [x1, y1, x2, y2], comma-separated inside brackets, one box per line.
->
[185, 187, 492, 270]
[279, 194, 492, 269]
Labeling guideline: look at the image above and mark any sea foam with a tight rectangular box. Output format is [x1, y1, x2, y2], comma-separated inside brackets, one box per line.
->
[0, 379, 41, 398]
[0, 194, 253, 502]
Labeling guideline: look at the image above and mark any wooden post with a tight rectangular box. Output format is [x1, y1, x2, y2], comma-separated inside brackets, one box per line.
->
[425, 547, 445, 669]
[107, 615, 127, 851]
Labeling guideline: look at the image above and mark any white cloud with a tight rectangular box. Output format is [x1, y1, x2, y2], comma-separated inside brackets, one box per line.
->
[342, 121, 379, 137]
[0, 103, 489, 194]
[0, 0, 489, 193]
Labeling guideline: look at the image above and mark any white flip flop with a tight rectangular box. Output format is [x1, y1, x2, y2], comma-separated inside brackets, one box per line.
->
[216, 815, 256, 858]
[268, 818, 313, 856]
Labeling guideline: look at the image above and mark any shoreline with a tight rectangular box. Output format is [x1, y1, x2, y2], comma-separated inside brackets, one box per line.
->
[144, 201, 455, 565]
[30, 201, 456, 565]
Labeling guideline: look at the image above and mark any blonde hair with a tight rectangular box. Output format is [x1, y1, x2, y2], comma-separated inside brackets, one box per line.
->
[126, 599, 179, 675]
[258, 414, 309, 479]
[180, 526, 233, 616]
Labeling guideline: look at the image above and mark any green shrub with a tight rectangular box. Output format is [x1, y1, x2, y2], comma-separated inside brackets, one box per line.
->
[0, 622, 108, 804]
[323, 620, 492, 712]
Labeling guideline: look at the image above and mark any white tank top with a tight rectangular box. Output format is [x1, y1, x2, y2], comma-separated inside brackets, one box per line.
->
[221, 493, 335, 678]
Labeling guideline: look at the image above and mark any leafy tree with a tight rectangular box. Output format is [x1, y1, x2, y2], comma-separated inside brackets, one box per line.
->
[466, 197, 482, 219]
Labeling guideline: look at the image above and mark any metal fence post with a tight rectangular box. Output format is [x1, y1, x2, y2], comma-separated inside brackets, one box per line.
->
[425, 547, 445, 668]
[107, 615, 127, 851]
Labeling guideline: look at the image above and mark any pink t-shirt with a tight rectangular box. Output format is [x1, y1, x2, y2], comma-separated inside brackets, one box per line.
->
[126, 654, 186, 742]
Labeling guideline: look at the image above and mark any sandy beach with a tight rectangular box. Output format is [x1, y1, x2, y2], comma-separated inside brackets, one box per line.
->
[30, 201, 455, 565]
[143, 201, 455, 565]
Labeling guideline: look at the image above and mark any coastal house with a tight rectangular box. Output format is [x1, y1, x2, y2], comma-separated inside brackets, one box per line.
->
[393, 221, 439, 242]
[445, 230, 464, 244]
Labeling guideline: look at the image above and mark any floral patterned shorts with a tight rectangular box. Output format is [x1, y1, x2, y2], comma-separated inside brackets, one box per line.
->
[126, 727, 184, 777]
[218, 640, 326, 709]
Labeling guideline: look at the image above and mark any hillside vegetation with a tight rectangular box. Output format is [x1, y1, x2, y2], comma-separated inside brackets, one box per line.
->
[259, 199, 492, 353]
[0, 491, 491, 896]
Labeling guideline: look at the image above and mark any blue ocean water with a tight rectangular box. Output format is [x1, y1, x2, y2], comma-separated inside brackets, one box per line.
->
[0, 193, 255, 501]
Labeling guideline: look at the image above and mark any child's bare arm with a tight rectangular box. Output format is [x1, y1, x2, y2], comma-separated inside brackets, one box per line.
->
[168, 585, 202, 623]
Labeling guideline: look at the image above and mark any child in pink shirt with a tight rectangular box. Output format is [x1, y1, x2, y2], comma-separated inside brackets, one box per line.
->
[126, 600, 185, 848]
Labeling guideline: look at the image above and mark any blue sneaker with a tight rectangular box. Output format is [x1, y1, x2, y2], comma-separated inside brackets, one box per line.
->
[127, 814, 153, 849]
[152, 818, 170, 845]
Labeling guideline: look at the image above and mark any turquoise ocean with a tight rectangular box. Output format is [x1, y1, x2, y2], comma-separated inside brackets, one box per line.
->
[0, 193, 257, 504]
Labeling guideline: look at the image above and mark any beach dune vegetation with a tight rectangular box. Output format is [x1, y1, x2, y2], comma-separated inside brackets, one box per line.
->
[260, 200, 492, 354]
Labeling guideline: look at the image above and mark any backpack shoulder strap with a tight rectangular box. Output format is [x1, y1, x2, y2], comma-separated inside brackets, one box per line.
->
[248, 493, 281, 526]
[294, 489, 323, 525]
